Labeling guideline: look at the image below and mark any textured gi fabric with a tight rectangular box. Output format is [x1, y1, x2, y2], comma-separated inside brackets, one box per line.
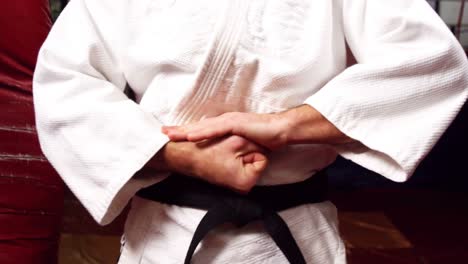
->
[33, 0, 467, 263]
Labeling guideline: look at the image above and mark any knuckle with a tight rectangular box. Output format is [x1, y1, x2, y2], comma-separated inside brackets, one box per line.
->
[228, 135, 248, 149]
[233, 174, 259, 192]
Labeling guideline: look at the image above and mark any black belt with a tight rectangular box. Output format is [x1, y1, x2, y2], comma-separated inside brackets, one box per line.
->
[136, 171, 328, 264]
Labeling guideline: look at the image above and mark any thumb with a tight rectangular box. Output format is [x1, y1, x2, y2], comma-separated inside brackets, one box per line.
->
[233, 152, 268, 193]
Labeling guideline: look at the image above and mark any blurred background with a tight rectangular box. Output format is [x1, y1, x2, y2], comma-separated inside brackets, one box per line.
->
[0, 0, 467, 263]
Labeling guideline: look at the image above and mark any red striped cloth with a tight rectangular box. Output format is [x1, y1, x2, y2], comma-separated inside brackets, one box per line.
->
[0, 1, 64, 263]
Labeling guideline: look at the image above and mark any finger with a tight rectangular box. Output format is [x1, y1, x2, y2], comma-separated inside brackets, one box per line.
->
[163, 115, 237, 141]
[162, 126, 185, 135]
[163, 124, 203, 141]
[235, 138, 269, 156]
[161, 126, 185, 139]
[243, 152, 268, 174]
[186, 126, 232, 142]
[163, 121, 207, 137]
[242, 152, 266, 164]
[186, 118, 237, 141]
[166, 131, 191, 141]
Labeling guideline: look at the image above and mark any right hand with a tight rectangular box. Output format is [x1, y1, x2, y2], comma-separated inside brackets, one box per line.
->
[160, 135, 268, 193]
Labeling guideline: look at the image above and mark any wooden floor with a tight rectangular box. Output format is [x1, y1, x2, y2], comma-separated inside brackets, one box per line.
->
[59, 189, 468, 264]
[334, 190, 468, 264]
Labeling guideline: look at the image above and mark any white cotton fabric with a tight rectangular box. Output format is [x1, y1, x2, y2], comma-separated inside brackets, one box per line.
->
[33, 0, 467, 263]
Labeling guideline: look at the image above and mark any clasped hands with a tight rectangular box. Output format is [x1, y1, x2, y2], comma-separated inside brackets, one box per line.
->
[161, 111, 289, 193]
[158, 105, 350, 193]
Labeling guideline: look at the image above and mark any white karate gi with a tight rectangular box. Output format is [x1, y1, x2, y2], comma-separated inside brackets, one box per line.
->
[33, 0, 467, 263]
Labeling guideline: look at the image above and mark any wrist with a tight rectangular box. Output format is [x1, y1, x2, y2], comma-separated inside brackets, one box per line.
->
[147, 141, 197, 175]
[279, 104, 328, 145]
[166, 141, 198, 174]
[272, 112, 292, 148]
[281, 104, 354, 145]
[277, 105, 310, 145]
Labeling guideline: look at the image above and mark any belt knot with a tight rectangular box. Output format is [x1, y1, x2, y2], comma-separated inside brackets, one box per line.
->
[224, 197, 263, 227]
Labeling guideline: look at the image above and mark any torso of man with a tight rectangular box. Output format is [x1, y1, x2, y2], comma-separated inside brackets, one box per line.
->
[118, 0, 345, 263]
[36, 0, 467, 262]
[126, 0, 342, 184]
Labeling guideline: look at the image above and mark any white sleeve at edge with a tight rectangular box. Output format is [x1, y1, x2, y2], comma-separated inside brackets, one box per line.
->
[305, 0, 468, 182]
[33, 0, 169, 225]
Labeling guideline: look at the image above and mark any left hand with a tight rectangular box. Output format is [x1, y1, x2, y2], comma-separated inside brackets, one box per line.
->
[162, 112, 289, 150]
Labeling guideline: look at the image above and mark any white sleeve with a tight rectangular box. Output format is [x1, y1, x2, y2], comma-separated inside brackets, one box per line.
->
[305, 0, 468, 182]
[33, 0, 169, 225]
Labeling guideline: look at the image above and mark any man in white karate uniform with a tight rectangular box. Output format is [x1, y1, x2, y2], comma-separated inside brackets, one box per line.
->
[33, 0, 467, 263]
